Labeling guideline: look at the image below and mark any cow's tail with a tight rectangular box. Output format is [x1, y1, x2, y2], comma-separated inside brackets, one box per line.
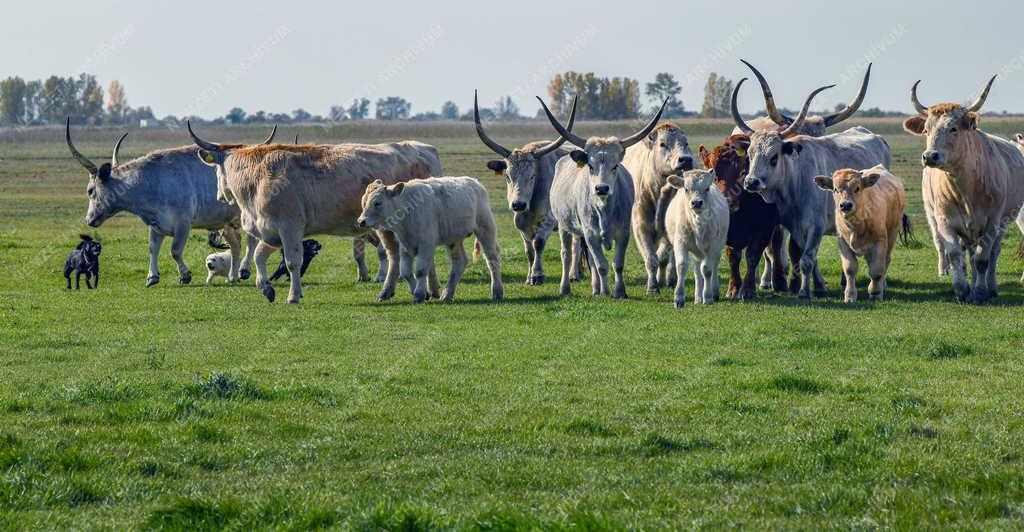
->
[898, 214, 919, 248]
[472, 239, 482, 263]
[654, 184, 677, 237]
[208, 231, 229, 250]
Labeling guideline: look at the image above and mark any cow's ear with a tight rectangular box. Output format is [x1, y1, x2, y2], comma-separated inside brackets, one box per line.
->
[96, 163, 112, 181]
[903, 116, 926, 136]
[645, 129, 658, 146]
[861, 172, 881, 188]
[965, 112, 979, 130]
[781, 141, 802, 156]
[1016, 133, 1024, 144]
[486, 160, 507, 176]
[387, 183, 405, 196]
[813, 175, 834, 191]
[197, 148, 224, 167]
[569, 150, 589, 168]
[666, 175, 685, 189]
[698, 145, 711, 168]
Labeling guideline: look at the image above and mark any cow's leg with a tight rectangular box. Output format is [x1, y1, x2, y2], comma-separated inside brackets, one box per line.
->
[221, 224, 243, 283]
[633, 220, 660, 295]
[866, 243, 888, 302]
[788, 236, 803, 294]
[238, 234, 256, 280]
[726, 246, 742, 299]
[743, 239, 769, 301]
[530, 236, 547, 286]
[170, 225, 192, 285]
[656, 240, 674, 287]
[399, 250, 415, 295]
[673, 245, 689, 308]
[924, 202, 948, 276]
[279, 230, 305, 304]
[693, 253, 705, 305]
[441, 240, 467, 303]
[478, 227, 504, 301]
[411, 251, 435, 304]
[812, 261, 828, 298]
[146, 227, 164, 287]
[558, 231, 573, 296]
[376, 230, 400, 301]
[253, 240, 279, 302]
[373, 237, 388, 283]
[1016, 212, 1024, 283]
[427, 265, 442, 300]
[521, 233, 536, 285]
[943, 238, 971, 303]
[569, 236, 586, 282]
[837, 238, 859, 303]
[763, 227, 789, 290]
[988, 233, 1003, 299]
[972, 236, 997, 304]
[702, 254, 720, 304]
[583, 234, 608, 296]
[611, 232, 628, 299]
[797, 231, 824, 299]
[353, 238, 371, 282]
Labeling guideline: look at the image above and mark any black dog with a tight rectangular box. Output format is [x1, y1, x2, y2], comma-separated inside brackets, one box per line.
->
[269, 240, 322, 281]
[64, 235, 102, 289]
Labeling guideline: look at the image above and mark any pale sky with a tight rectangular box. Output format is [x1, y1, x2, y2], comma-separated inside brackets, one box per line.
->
[7, 0, 1024, 118]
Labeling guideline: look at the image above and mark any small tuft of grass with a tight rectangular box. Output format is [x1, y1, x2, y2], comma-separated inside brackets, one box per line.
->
[710, 356, 749, 367]
[144, 497, 243, 530]
[891, 394, 927, 414]
[928, 342, 974, 360]
[183, 373, 269, 401]
[189, 424, 231, 444]
[641, 434, 718, 456]
[910, 426, 939, 439]
[565, 419, 617, 438]
[767, 375, 825, 395]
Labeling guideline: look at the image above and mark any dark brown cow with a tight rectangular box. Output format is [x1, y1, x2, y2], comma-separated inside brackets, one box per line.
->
[698, 134, 787, 299]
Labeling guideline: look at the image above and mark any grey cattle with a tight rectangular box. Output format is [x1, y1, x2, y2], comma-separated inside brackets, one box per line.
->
[904, 77, 1024, 303]
[357, 177, 502, 303]
[622, 121, 695, 294]
[732, 81, 891, 299]
[538, 96, 667, 298]
[66, 119, 262, 286]
[474, 91, 578, 285]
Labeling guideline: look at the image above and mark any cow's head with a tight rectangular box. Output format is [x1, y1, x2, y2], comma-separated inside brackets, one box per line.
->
[538, 95, 668, 203]
[357, 179, 405, 229]
[814, 168, 881, 217]
[475, 91, 577, 212]
[732, 79, 833, 195]
[190, 122, 278, 204]
[665, 169, 716, 213]
[643, 123, 694, 175]
[66, 119, 132, 227]
[903, 76, 996, 169]
[700, 134, 749, 212]
[741, 59, 872, 137]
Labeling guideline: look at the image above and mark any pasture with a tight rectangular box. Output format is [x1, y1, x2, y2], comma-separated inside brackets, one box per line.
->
[2, 118, 1024, 529]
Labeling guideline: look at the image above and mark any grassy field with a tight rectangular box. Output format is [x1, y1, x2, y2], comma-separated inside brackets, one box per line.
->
[2, 118, 1024, 530]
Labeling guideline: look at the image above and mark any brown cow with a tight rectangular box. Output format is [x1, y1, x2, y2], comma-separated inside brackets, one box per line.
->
[190, 123, 442, 304]
[815, 166, 910, 303]
[698, 134, 787, 299]
[904, 76, 1024, 303]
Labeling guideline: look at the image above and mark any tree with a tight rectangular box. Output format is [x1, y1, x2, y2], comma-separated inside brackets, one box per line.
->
[0, 77, 27, 126]
[546, 71, 641, 120]
[328, 105, 347, 122]
[494, 96, 520, 119]
[225, 107, 246, 124]
[375, 97, 410, 120]
[107, 80, 127, 124]
[440, 100, 459, 120]
[77, 74, 104, 124]
[347, 98, 370, 120]
[292, 108, 311, 122]
[700, 73, 734, 118]
[645, 73, 685, 118]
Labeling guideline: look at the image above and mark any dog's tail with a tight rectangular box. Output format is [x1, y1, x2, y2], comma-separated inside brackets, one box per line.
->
[208, 231, 229, 250]
[899, 214, 919, 247]
[78, 234, 94, 242]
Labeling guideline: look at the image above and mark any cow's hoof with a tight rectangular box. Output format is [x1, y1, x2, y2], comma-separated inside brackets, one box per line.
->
[145, 276, 160, 288]
[239, 269, 251, 280]
[262, 284, 276, 303]
[674, 299, 685, 309]
[869, 294, 882, 302]
[614, 290, 627, 300]
[356, 272, 371, 283]
[813, 289, 828, 298]
[492, 288, 504, 301]
[559, 286, 570, 296]
[740, 291, 757, 302]
[759, 282, 772, 290]
[374, 274, 387, 283]
[526, 275, 544, 286]
[376, 289, 394, 302]
[287, 296, 300, 304]
[412, 295, 426, 304]
[179, 273, 192, 285]
[798, 290, 811, 300]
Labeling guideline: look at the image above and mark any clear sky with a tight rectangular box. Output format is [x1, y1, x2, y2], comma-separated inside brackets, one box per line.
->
[6, 0, 1023, 118]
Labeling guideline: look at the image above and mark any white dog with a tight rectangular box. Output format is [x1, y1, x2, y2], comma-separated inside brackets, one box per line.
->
[204, 251, 233, 284]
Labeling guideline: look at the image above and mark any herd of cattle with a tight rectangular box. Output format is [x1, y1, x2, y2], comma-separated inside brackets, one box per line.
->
[64, 61, 1024, 305]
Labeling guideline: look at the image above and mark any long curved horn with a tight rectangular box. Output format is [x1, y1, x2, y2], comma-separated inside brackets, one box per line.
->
[261, 125, 278, 145]
[473, 91, 511, 157]
[824, 63, 871, 127]
[112, 132, 128, 167]
[534, 94, 578, 157]
[967, 75, 997, 113]
[779, 84, 835, 138]
[620, 97, 669, 148]
[730, 78, 754, 135]
[741, 60, 792, 126]
[910, 81, 929, 116]
[536, 96, 588, 148]
[66, 117, 98, 174]
[187, 120, 224, 152]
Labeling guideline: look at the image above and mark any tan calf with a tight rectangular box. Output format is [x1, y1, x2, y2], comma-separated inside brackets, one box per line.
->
[814, 166, 908, 303]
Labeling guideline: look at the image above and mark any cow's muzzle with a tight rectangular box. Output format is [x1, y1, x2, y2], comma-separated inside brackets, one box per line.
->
[839, 201, 855, 213]
[510, 201, 528, 212]
[922, 150, 943, 167]
[743, 177, 764, 192]
[594, 184, 610, 198]
[357, 218, 369, 228]
[675, 156, 694, 172]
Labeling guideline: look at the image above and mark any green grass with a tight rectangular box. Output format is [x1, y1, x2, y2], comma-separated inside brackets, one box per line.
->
[2, 119, 1024, 529]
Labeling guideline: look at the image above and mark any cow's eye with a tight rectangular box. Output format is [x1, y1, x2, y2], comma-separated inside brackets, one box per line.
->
[373, 201, 382, 208]
[770, 155, 779, 166]
[660, 142, 668, 148]
[950, 127, 958, 133]
[87, 187, 95, 198]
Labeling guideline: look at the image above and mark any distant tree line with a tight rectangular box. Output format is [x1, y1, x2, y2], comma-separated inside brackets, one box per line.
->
[1, 71, 919, 128]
